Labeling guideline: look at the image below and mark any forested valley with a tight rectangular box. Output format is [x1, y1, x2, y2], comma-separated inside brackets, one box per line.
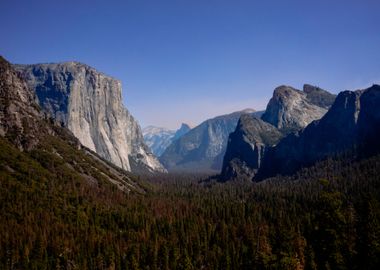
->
[1, 135, 379, 270]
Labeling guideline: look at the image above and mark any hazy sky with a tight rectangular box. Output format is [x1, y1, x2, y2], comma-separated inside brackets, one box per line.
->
[1, 0, 380, 129]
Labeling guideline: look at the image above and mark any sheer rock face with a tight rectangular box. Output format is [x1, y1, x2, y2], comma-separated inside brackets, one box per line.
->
[255, 85, 380, 180]
[220, 114, 283, 180]
[261, 85, 335, 133]
[0, 56, 43, 150]
[143, 123, 191, 157]
[14, 62, 166, 173]
[160, 109, 258, 172]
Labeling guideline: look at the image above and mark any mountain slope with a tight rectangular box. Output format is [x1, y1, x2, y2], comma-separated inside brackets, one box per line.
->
[14, 62, 165, 173]
[159, 109, 257, 172]
[256, 84, 380, 180]
[0, 55, 144, 193]
[143, 123, 190, 157]
[0, 57, 42, 150]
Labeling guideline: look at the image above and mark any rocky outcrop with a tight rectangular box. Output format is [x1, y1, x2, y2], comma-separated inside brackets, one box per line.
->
[143, 123, 191, 157]
[0, 56, 43, 150]
[303, 84, 336, 109]
[160, 109, 257, 172]
[14, 62, 166, 173]
[220, 114, 283, 180]
[261, 85, 335, 133]
[255, 85, 380, 180]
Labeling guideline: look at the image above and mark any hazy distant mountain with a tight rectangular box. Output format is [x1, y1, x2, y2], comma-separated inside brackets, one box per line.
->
[143, 126, 175, 156]
[14, 62, 166, 174]
[143, 123, 191, 157]
[261, 84, 336, 134]
[159, 109, 260, 172]
[173, 123, 192, 140]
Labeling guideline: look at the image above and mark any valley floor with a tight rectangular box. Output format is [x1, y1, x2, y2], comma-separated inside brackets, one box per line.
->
[1, 136, 380, 269]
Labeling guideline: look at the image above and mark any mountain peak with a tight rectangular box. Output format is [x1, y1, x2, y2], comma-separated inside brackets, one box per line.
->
[240, 108, 256, 113]
[273, 85, 301, 96]
[179, 123, 191, 129]
[172, 123, 191, 141]
[261, 84, 333, 133]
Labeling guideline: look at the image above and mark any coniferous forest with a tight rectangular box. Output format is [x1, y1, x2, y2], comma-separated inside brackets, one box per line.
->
[1, 134, 379, 270]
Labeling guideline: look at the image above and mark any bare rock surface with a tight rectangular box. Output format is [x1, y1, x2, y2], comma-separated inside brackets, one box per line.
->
[221, 114, 283, 180]
[261, 85, 335, 133]
[15, 62, 166, 173]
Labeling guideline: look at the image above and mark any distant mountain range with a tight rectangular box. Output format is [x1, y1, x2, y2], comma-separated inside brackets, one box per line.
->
[159, 84, 338, 174]
[143, 123, 191, 157]
[159, 109, 264, 172]
[2, 54, 379, 184]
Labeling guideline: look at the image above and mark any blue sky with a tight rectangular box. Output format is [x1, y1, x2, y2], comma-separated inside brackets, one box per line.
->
[1, 0, 380, 129]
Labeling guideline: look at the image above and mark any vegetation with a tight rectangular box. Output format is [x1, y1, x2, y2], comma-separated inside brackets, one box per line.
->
[1, 135, 380, 269]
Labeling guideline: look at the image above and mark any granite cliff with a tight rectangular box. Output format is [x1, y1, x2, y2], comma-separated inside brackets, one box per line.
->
[220, 114, 283, 180]
[261, 85, 335, 133]
[14, 62, 166, 173]
[0, 55, 144, 192]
